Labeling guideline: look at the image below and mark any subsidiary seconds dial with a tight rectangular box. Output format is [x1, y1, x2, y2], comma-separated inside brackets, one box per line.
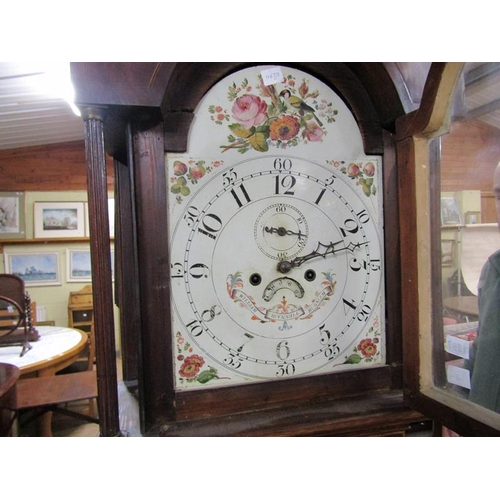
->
[254, 202, 308, 261]
[170, 156, 384, 385]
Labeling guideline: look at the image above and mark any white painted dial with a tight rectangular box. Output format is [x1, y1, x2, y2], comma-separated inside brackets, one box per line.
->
[170, 156, 384, 388]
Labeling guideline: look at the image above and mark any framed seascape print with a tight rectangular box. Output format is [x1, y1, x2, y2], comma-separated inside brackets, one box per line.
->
[66, 248, 115, 282]
[0, 191, 25, 239]
[4, 251, 61, 286]
[34, 202, 85, 239]
[66, 248, 92, 282]
[441, 197, 462, 226]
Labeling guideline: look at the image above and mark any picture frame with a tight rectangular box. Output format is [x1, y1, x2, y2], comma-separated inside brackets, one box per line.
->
[34, 202, 85, 239]
[66, 247, 115, 282]
[441, 197, 462, 226]
[0, 191, 25, 239]
[4, 251, 61, 286]
[441, 239, 455, 267]
[66, 248, 92, 282]
[465, 211, 481, 224]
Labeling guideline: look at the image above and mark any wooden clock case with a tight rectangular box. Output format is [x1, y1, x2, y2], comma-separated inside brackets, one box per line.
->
[72, 62, 428, 436]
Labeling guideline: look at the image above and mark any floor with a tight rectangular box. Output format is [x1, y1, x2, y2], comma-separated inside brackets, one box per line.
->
[18, 356, 142, 437]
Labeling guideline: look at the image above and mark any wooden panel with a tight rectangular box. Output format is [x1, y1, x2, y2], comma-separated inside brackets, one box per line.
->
[441, 119, 500, 192]
[71, 63, 175, 108]
[0, 140, 114, 191]
[132, 120, 175, 428]
[160, 391, 425, 437]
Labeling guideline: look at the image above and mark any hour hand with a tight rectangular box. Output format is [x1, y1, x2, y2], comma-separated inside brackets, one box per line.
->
[264, 226, 305, 238]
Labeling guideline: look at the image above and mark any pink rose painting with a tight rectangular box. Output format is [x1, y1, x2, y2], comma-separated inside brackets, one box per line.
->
[231, 94, 268, 129]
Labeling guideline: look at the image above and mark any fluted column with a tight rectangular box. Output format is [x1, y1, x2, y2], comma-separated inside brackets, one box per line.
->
[81, 106, 121, 437]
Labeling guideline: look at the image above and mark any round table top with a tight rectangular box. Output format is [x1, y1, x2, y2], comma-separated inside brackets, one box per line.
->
[0, 326, 87, 375]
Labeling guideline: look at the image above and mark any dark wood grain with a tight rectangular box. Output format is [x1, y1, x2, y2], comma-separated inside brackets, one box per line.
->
[113, 138, 141, 384]
[160, 390, 425, 437]
[132, 119, 175, 430]
[82, 106, 121, 437]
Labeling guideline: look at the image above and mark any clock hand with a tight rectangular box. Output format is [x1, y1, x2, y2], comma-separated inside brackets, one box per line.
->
[264, 226, 306, 238]
[277, 240, 369, 273]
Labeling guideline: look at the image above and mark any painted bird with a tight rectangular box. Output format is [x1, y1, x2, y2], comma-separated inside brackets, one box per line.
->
[279, 89, 323, 127]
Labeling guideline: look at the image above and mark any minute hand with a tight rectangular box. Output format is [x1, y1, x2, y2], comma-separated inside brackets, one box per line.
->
[289, 240, 368, 268]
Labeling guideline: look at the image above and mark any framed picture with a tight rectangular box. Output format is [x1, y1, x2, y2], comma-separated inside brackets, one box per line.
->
[34, 202, 85, 239]
[441, 239, 455, 267]
[66, 248, 115, 282]
[66, 248, 92, 282]
[0, 191, 25, 239]
[465, 211, 481, 224]
[441, 197, 462, 226]
[4, 251, 61, 286]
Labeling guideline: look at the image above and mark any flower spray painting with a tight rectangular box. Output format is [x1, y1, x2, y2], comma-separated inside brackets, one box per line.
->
[208, 70, 339, 154]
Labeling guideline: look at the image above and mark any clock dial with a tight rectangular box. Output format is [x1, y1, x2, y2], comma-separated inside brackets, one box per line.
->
[170, 156, 384, 389]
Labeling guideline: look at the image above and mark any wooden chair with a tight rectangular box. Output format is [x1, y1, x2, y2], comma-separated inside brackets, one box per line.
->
[57, 324, 97, 418]
[4, 369, 98, 436]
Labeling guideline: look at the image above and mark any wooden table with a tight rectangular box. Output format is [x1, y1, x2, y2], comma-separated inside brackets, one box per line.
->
[0, 326, 88, 435]
[0, 326, 88, 377]
[443, 296, 479, 318]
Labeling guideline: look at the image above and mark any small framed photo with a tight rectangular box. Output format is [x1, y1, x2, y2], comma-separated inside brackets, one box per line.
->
[66, 248, 92, 282]
[0, 191, 25, 239]
[441, 239, 455, 267]
[4, 251, 61, 286]
[34, 202, 85, 239]
[441, 197, 462, 226]
[66, 247, 115, 282]
[465, 211, 481, 224]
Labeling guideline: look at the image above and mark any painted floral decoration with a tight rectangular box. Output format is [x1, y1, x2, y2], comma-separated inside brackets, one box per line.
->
[209, 74, 338, 154]
[333, 316, 382, 367]
[327, 160, 377, 197]
[169, 159, 224, 203]
[175, 331, 229, 385]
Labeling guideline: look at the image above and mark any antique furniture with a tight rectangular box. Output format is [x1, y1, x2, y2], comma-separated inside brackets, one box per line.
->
[71, 62, 500, 436]
[71, 62, 420, 436]
[1, 368, 97, 437]
[0, 326, 94, 436]
[0, 326, 88, 377]
[0, 273, 39, 356]
[68, 284, 93, 334]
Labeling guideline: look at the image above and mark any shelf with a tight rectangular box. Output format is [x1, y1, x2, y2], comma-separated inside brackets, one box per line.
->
[0, 237, 113, 245]
[0, 238, 90, 245]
